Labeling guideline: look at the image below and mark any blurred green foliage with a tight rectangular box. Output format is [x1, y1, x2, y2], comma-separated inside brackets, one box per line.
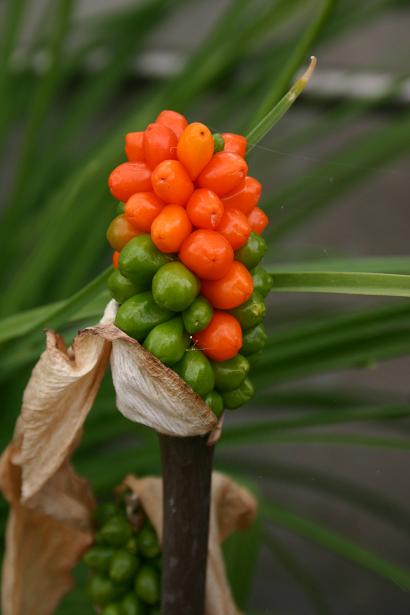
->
[1, 0, 410, 613]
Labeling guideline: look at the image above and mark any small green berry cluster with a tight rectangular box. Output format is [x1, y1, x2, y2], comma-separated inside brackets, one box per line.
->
[84, 497, 161, 615]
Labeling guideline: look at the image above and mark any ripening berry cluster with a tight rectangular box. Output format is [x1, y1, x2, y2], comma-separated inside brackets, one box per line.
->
[84, 498, 161, 615]
[106, 110, 273, 415]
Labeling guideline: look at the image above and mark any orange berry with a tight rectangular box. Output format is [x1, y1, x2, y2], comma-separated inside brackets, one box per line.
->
[113, 251, 120, 269]
[151, 160, 194, 206]
[125, 131, 144, 162]
[186, 189, 224, 230]
[151, 204, 192, 253]
[217, 207, 251, 250]
[177, 122, 214, 180]
[222, 132, 247, 157]
[197, 152, 248, 196]
[106, 215, 141, 251]
[193, 311, 242, 362]
[248, 207, 269, 234]
[143, 123, 177, 169]
[156, 109, 188, 139]
[222, 176, 262, 215]
[108, 162, 151, 202]
[179, 230, 233, 280]
[124, 192, 164, 232]
[201, 261, 253, 309]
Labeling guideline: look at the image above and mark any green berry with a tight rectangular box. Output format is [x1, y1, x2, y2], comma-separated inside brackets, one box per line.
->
[115, 292, 173, 342]
[152, 262, 200, 312]
[230, 291, 266, 330]
[182, 296, 213, 333]
[135, 566, 160, 605]
[212, 354, 249, 391]
[83, 546, 115, 573]
[94, 503, 119, 527]
[138, 525, 161, 559]
[251, 266, 273, 297]
[107, 270, 141, 304]
[87, 574, 119, 606]
[222, 378, 255, 409]
[174, 349, 215, 396]
[110, 549, 139, 584]
[235, 231, 267, 269]
[143, 317, 188, 366]
[241, 323, 267, 355]
[100, 516, 133, 548]
[121, 592, 147, 615]
[102, 604, 122, 615]
[213, 133, 225, 153]
[203, 390, 224, 418]
[119, 234, 172, 286]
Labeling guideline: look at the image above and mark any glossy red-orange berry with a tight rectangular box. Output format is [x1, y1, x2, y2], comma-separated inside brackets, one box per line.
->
[217, 207, 251, 250]
[201, 261, 253, 309]
[125, 131, 144, 162]
[124, 192, 164, 232]
[179, 230, 233, 280]
[151, 204, 192, 253]
[248, 207, 269, 234]
[108, 162, 151, 202]
[143, 123, 177, 169]
[222, 132, 247, 157]
[186, 189, 224, 230]
[197, 152, 248, 196]
[177, 122, 214, 180]
[151, 160, 194, 205]
[156, 110, 188, 139]
[193, 312, 242, 361]
[113, 251, 120, 269]
[222, 176, 262, 215]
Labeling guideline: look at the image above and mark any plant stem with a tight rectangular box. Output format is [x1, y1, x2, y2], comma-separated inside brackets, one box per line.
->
[159, 434, 214, 615]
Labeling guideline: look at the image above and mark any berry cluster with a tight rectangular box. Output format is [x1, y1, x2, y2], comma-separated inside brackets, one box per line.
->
[84, 498, 161, 615]
[106, 110, 272, 415]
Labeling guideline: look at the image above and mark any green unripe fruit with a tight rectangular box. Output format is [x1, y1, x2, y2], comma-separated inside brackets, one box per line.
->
[83, 546, 115, 573]
[121, 593, 147, 615]
[100, 516, 133, 548]
[222, 378, 255, 409]
[203, 390, 224, 418]
[87, 574, 119, 606]
[115, 292, 173, 342]
[119, 235, 172, 285]
[246, 350, 263, 369]
[94, 503, 119, 527]
[143, 317, 188, 366]
[152, 262, 200, 312]
[251, 266, 273, 297]
[126, 536, 139, 555]
[241, 324, 267, 355]
[138, 526, 161, 559]
[110, 549, 139, 584]
[108, 270, 142, 304]
[102, 604, 122, 615]
[182, 296, 213, 333]
[230, 291, 266, 330]
[135, 566, 160, 605]
[235, 231, 267, 269]
[174, 349, 215, 396]
[212, 354, 249, 392]
[213, 133, 225, 153]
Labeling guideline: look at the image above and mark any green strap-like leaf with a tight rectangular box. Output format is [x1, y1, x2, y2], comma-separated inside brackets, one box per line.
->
[269, 271, 410, 297]
[246, 56, 317, 152]
[264, 532, 331, 615]
[268, 256, 410, 274]
[262, 500, 410, 590]
[221, 405, 410, 446]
